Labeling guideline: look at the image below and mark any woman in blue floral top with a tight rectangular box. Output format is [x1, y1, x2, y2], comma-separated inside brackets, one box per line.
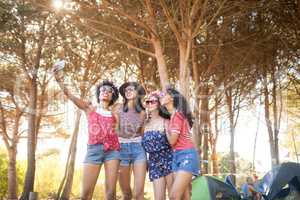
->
[142, 91, 173, 200]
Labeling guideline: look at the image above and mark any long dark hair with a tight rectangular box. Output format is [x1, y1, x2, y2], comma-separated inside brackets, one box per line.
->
[166, 87, 194, 127]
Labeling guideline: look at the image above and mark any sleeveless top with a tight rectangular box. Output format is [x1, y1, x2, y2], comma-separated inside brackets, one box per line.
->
[142, 119, 173, 181]
[118, 107, 144, 142]
[87, 107, 120, 151]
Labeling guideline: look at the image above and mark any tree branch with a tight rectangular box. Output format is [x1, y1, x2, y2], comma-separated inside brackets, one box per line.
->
[86, 16, 151, 43]
[101, 0, 154, 35]
[159, 0, 182, 43]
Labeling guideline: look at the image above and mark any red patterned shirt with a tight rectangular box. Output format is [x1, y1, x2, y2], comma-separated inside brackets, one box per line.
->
[168, 111, 194, 150]
[87, 108, 120, 151]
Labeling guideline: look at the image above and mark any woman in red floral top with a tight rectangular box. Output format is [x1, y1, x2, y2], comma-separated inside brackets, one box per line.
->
[54, 68, 120, 200]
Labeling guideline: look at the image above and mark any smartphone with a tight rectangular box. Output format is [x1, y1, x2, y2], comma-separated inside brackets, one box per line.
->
[53, 59, 66, 72]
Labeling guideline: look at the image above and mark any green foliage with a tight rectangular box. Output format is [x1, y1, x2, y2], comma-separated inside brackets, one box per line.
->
[0, 149, 25, 200]
[0, 152, 8, 199]
[219, 153, 252, 174]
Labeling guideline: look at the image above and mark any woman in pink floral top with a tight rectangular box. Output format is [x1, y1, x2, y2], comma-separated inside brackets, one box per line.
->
[54, 68, 120, 200]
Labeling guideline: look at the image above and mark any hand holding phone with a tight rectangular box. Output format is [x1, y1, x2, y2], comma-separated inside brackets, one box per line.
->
[52, 59, 65, 73]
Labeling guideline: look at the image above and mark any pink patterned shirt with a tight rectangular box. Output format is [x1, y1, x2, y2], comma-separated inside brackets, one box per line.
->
[87, 108, 120, 151]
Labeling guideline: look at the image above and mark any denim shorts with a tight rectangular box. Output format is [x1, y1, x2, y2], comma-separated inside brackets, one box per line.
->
[83, 144, 120, 165]
[119, 142, 147, 166]
[172, 148, 200, 176]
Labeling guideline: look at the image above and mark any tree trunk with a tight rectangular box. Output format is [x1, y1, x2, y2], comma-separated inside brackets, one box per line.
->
[178, 37, 192, 98]
[262, 69, 278, 168]
[200, 84, 210, 174]
[211, 147, 218, 175]
[151, 36, 169, 90]
[145, 1, 169, 90]
[8, 147, 17, 200]
[191, 42, 202, 166]
[20, 78, 38, 200]
[225, 86, 236, 178]
[58, 111, 82, 200]
[271, 68, 280, 165]
[211, 100, 219, 175]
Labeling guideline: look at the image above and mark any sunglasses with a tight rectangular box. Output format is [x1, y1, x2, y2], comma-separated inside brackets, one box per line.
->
[125, 86, 136, 93]
[99, 86, 114, 94]
[145, 100, 158, 105]
[158, 91, 167, 98]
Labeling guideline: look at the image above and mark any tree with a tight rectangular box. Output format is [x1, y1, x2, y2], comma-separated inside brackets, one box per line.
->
[53, 25, 124, 199]
[0, 1, 64, 198]
[0, 149, 24, 200]
[0, 65, 25, 200]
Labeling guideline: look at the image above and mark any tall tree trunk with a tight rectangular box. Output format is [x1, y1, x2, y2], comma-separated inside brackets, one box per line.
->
[211, 99, 219, 175]
[200, 84, 210, 174]
[8, 146, 17, 200]
[20, 15, 46, 199]
[191, 41, 202, 164]
[151, 35, 169, 90]
[211, 146, 218, 175]
[225, 85, 236, 179]
[20, 78, 38, 200]
[58, 111, 82, 200]
[178, 29, 192, 98]
[179, 42, 191, 98]
[145, 1, 169, 90]
[262, 69, 278, 168]
[271, 67, 280, 165]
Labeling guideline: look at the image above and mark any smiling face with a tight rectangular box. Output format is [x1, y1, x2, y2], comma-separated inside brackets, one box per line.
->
[159, 91, 173, 106]
[145, 95, 159, 112]
[99, 85, 113, 103]
[125, 85, 137, 100]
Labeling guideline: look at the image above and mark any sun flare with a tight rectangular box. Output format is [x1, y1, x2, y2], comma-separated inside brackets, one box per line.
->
[53, 0, 63, 10]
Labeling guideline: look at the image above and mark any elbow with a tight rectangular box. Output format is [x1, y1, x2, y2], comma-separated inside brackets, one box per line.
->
[168, 139, 177, 147]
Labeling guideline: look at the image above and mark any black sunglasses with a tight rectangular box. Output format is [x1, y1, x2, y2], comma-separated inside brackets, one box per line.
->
[145, 100, 158, 105]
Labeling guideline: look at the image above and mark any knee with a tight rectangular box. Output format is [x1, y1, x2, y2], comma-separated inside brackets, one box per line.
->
[106, 189, 116, 200]
[169, 192, 181, 200]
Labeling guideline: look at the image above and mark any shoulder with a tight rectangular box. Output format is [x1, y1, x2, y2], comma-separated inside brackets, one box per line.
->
[173, 111, 184, 120]
[140, 110, 146, 117]
[86, 103, 96, 114]
[112, 103, 122, 114]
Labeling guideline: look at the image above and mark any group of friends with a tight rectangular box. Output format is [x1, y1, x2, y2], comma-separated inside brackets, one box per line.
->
[53, 66, 200, 200]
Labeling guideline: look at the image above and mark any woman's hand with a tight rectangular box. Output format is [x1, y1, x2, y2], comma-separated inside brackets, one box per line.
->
[52, 59, 65, 81]
[52, 59, 65, 73]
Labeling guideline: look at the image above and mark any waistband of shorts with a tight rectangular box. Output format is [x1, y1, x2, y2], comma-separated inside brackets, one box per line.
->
[119, 136, 142, 143]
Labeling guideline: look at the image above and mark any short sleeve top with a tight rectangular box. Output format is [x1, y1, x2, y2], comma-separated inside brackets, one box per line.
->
[168, 111, 194, 150]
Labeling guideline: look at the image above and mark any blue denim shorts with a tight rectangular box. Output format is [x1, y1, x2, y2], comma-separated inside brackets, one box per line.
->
[119, 142, 147, 166]
[172, 148, 200, 176]
[84, 144, 120, 165]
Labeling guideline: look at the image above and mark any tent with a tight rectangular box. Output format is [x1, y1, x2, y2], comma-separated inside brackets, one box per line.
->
[258, 162, 300, 200]
[192, 176, 241, 200]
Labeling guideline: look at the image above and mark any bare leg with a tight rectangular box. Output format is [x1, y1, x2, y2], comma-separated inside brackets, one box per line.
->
[104, 159, 120, 200]
[119, 165, 132, 200]
[81, 163, 101, 200]
[153, 177, 166, 200]
[133, 161, 147, 200]
[182, 182, 192, 200]
[165, 173, 174, 199]
[169, 171, 193, 200]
